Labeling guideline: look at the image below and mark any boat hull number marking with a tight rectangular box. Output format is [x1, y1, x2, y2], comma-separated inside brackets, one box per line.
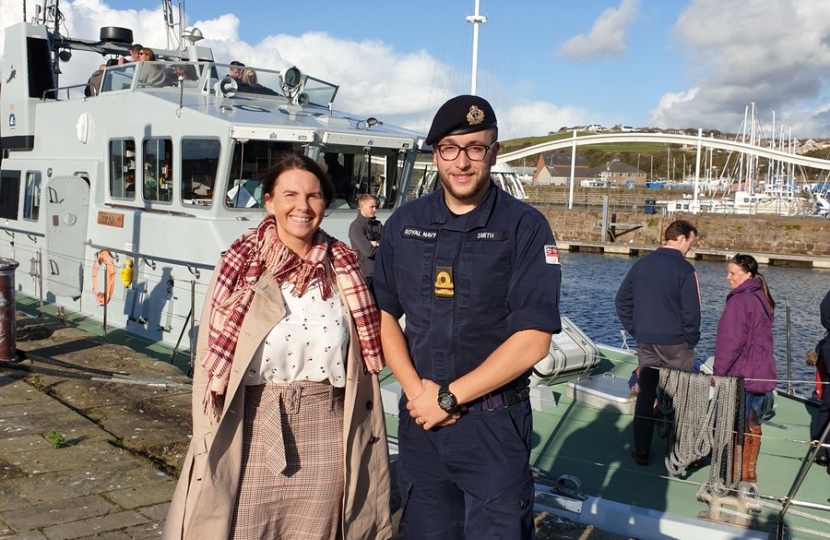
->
[97, 211, 125, 228]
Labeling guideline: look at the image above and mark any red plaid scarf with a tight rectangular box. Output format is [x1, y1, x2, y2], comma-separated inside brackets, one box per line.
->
[202, 215, 384, 413]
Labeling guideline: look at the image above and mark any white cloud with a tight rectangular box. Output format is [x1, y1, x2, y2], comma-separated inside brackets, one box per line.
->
[650, 0, 830, 136]
[500, 101, 595, 141]
[0, 0, 604, 139]
[557, 0, 641, 61]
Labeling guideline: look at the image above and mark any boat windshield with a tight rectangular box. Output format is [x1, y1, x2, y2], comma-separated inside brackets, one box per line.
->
[99, 62, 338, 106]
[224, 141, 408, 211]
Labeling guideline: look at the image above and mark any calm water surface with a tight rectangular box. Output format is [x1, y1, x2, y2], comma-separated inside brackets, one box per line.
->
[560, 251, 830, 397]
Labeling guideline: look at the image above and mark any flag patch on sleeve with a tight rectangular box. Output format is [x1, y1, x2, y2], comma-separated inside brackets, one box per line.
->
[544, 245, 560, 265]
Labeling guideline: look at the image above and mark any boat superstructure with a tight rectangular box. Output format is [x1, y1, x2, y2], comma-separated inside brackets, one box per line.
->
[0, 1, 423, 351]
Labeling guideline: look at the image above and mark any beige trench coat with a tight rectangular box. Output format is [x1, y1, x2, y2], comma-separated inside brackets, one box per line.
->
[162, 270, 393, 540]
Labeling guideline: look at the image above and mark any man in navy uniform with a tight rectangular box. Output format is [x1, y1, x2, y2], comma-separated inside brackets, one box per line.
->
[373, 95, 562, 539]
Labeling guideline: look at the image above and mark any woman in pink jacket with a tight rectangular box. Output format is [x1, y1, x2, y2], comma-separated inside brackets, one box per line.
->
[714, 253, 777, 483]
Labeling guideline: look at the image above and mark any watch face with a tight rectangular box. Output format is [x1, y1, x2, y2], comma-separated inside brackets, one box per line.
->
[438, 393, 456, 411]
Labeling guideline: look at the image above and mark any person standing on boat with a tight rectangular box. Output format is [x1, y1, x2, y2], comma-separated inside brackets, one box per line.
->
[712, 253, 777, 483]
[348, 193, 383, 294]
[809, 288, 830, 471]
[615, 220, 701, 466]
[162, 152, 392, 540]
[373, 95, 562, 539]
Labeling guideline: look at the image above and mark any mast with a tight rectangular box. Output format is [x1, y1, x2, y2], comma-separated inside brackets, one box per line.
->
[466, 0, 487, 95]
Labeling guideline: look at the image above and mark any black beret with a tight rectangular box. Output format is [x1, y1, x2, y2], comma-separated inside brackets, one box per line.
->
[425, 94, 498, 146]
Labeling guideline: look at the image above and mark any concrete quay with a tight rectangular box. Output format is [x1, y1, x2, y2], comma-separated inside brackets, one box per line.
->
[0, 317, 193, 540]
[557, 240, 830, 269]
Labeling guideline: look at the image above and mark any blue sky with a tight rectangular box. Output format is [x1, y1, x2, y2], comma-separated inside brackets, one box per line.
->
[3, 0, 830, 139]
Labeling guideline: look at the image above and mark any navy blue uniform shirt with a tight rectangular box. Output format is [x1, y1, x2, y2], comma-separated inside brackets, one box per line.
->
[374, 182, 562, 386]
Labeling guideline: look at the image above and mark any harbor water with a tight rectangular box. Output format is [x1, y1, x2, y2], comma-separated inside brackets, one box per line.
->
[561, 251, 830, 398]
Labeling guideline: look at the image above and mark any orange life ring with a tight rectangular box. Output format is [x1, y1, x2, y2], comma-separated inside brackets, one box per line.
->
[92, 250, 116, 305]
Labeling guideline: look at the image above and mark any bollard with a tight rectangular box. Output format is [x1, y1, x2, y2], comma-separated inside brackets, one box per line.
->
[0, 258, 20, 362]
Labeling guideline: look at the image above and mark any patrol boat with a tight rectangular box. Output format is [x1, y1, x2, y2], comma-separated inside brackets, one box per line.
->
[0, 0, 423, 353]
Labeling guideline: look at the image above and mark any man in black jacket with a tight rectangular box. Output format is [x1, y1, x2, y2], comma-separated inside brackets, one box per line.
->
[615, 219, 701, 466]
[348, 194, 383, 292]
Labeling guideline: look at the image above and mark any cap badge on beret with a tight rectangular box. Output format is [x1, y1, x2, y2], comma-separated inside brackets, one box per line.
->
[466, 105, 485, 126]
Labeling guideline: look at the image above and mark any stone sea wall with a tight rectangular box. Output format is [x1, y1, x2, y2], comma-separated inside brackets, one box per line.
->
[538, 206, 830, 257]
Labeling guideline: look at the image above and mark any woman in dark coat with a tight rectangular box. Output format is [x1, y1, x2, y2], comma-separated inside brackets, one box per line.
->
[713, 253, 777, 483]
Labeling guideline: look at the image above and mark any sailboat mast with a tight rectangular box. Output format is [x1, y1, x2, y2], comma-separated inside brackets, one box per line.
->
[466, 0, 487, 95]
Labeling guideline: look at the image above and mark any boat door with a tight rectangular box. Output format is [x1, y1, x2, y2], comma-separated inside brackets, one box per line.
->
[45, 175, 90, 298]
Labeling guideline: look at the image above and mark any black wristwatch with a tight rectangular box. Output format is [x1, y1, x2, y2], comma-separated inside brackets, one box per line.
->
[438, 385, 459, 413]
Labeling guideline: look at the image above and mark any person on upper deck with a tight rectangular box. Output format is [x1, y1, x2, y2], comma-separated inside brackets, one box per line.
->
[615, 219, 701, 467]
[808, 288, 830, 473]
[162, 151, 392, 540]
[138, 48, 168, 86]
[240, 68, 279, 95]
[713, 253, 777, 483]
[168, 63, 199, 85]
[118, 43, 143, 65]
[228, 60, 245, 81]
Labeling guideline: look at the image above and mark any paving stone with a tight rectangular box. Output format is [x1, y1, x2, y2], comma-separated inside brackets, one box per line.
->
[2, 495, 114, 532]
[113, 520, 163, 540]
[0, 481, 30, 513]
[0, 530, 48, 540]
[134, 502, 169, 523]
[103, 481, 175, 510]
[41, 510, 148, 540]
[6, 443, 127, 476]
[10, 466, 172, 506]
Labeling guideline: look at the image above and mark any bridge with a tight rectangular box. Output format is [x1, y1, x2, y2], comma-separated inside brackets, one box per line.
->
[497, 131, 830, 172]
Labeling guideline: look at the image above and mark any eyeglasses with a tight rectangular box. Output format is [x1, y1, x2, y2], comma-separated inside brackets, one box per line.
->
[433, 144, 492, 161]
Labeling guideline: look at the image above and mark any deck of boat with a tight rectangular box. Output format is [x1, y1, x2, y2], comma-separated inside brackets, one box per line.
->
[381, 345, 830, 540]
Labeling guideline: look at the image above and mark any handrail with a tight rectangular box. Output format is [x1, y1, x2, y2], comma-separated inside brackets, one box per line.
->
[41, 83, 95, 101]
[775, 418, 830, 539]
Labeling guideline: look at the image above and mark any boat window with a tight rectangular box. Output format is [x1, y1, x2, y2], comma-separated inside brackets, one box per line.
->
[225, 140, 292, 209]
[100, 64, 137, 93]
[142, 138, 173, 203]
[109, 139, 137, 199]
[182, 138, 220, 206]
[0, 170, 21, 220]
[22, 171, 41, 221]
[321, 148, 404, 210]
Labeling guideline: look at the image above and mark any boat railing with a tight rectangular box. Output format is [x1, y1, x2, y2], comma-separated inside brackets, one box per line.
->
[41, 82, 97, 101]
[93, 61, 339, 107]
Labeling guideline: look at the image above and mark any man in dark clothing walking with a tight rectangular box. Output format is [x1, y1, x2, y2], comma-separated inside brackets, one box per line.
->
[615, 219, 701, 466]
[348, 194, 383, 291]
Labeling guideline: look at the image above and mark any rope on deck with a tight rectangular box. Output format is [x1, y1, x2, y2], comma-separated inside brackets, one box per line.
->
[656, 370, 763, 514]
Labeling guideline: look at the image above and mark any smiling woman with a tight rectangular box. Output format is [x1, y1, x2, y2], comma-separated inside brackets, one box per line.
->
[163, 151, 392, 540]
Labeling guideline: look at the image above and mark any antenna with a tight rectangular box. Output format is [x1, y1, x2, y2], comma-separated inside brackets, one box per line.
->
[161, 0, 184, 51]
[465, 0, 486, 96]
